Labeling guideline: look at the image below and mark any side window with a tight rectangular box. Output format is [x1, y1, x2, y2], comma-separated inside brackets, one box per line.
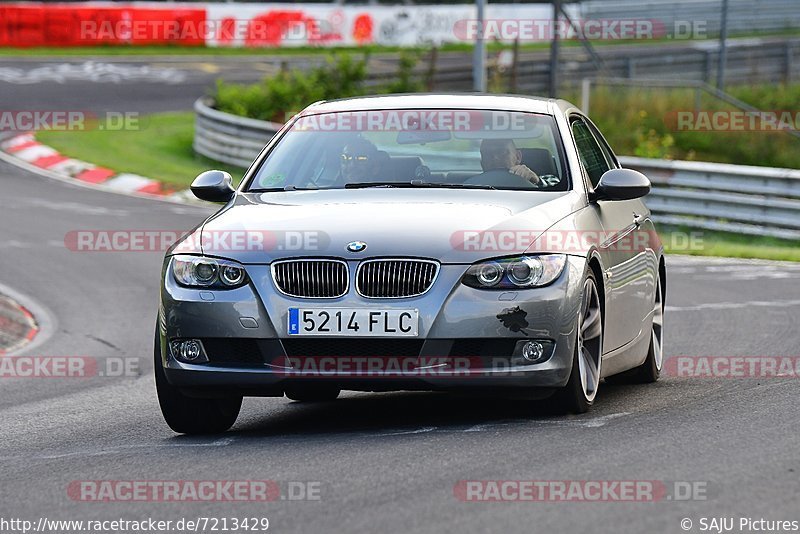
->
[586, 119, 619, 169]
[571, 118, 611, 189]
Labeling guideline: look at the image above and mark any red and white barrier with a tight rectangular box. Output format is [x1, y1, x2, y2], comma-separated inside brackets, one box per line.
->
[0, 2, 561, 48]
[0, 3, 205, 47]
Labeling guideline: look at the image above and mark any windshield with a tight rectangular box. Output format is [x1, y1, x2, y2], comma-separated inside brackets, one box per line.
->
[246, 109, 569, 192]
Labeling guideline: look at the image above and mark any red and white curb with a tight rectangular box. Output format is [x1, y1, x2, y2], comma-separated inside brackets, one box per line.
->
[0, 294, 39, 356]
[0, 132, 197, 204]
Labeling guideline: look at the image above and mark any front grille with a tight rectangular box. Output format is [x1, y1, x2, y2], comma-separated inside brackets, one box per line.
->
[356, 259, 439, 298]
[282, 339, 424, 359]
[272, 259, 348, 298]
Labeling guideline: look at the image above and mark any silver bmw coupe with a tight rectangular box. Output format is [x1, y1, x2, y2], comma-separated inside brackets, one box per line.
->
[156, 94, 665, 434]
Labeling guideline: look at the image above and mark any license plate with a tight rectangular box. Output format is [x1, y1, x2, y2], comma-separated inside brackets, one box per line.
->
[288, 308, 419, 336]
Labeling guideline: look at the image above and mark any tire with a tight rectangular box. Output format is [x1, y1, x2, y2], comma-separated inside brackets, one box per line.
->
[553, 270, 603, 414]
[284, 385, 341, 402]
[605, 271, 664, 385]
[154, 328, 242, 434]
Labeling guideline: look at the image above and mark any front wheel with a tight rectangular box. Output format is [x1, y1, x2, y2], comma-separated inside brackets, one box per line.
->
[154, 329, 242, 434]
[607, 272, 664, 384]
[553, 272, 603, 414]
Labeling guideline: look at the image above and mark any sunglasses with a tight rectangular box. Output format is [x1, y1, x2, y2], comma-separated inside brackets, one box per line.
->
[341, 154, 370, 163]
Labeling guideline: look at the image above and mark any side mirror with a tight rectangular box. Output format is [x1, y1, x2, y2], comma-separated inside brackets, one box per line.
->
[191, 170, 235, 203]
[592, 168, 650, 201]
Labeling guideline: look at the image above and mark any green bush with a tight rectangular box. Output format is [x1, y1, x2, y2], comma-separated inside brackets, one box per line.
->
[382, 51, 424, 94]
[214, 53, 422, 123]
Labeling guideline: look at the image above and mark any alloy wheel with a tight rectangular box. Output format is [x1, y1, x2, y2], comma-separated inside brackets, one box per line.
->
[577, 278, 603, 402]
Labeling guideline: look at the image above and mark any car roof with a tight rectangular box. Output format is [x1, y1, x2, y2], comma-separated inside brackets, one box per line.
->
[302, 93, 573, 116]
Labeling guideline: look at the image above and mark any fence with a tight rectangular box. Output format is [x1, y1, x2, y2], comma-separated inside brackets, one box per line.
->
[579, 0, 800, 37]
[394, 37, 800, 94]
[193, 100, 800, 241]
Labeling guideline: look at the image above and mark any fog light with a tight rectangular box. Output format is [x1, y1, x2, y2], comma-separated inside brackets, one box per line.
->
[170, 339, 208, 363]
[522, 341, 544, 362]
[511, 339, 554, 365]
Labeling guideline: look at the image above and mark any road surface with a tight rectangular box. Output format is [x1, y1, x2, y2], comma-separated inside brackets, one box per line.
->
[0, 157, 798, 533]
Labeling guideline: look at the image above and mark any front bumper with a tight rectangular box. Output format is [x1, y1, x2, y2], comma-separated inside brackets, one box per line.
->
[158, 256, 587, 395]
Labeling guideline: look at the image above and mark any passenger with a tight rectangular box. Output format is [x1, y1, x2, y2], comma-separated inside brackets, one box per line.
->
[465, 139, 540, 187]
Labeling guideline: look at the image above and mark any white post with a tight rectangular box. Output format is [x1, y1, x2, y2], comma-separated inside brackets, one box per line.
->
[581, 78, 591, 114]
[473, 0, 487, 92]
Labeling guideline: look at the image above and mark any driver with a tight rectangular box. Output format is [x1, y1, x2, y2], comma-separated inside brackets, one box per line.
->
[340, 138, 380, 183]
[465, 139, 541, 187]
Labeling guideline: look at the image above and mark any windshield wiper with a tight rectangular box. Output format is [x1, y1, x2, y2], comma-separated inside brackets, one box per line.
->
[345, 180, 496, 190]
[420, 182, 497, 190]
[344, 182, 409, 189]
[283, 184, 319, 191]
[248, 185, 319, 192]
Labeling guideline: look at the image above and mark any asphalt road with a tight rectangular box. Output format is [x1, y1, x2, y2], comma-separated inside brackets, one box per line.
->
[0, 53, 409, 114]
[1, 157, 799, 533]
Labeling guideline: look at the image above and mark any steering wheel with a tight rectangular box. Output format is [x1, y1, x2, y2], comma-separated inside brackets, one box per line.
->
[535, 174, 560, 188]
[414, 165, 432, 181]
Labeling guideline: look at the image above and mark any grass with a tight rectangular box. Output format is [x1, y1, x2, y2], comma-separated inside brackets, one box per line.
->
[0, 44, 458, 57]
[0, 41, 662, 57]
[661, 228, 800, 262]
[36, 112, 245, 188]
[559, 84, 800, 169]
[3, 28, 799, 57]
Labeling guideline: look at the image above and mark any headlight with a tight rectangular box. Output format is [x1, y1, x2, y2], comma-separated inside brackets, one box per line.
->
[171, 255, 248, 289]
[462, 254, 566, 289]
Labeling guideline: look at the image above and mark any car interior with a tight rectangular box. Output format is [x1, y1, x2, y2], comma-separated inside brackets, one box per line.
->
[251, 113, 569, 191]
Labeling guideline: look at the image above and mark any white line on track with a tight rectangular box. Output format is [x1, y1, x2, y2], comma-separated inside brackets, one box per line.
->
[374, 426, 438, 437]
[463, 412, 631, 432]
[667, 299, 800, 312]
[0, 437, 237, 462]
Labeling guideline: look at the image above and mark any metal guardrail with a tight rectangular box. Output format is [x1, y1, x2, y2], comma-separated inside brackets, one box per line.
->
[193, 97, 281, 169]
[193, 102, 800, 241]
[620, 156, 800, 240]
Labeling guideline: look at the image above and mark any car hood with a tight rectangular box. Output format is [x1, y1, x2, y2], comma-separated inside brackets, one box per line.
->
[195, 189, 583, 264]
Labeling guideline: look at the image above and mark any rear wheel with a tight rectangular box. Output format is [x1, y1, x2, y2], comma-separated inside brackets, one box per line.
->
[154, 329, 242, 434]
[284, 385, 341, 402]
[553, 272, 603, 414]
